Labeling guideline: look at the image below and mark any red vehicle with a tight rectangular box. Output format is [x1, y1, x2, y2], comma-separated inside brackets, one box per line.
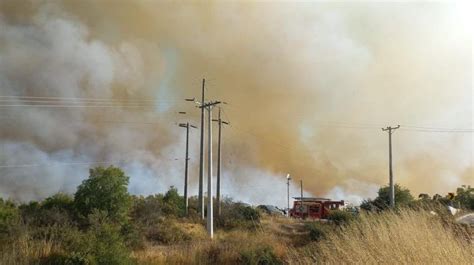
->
[289, 197, 344, 219]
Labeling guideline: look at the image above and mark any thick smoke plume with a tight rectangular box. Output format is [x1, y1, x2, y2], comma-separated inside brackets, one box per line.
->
[0, 1, 472, 205]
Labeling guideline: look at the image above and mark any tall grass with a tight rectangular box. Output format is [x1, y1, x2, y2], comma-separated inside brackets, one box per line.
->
[2, 208, 471, 264]
[133, 230, 287, 265]
[0, 235, 59, 264]
[292, 209, 473, 264]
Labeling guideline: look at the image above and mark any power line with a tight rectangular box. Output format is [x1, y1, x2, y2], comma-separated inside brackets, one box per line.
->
[0, 161, 124, 169]
[0, 95, 181, 103]
[400, 128, 474, 133]
[0, 104, 160, 108]
[0, 157, 183, 169]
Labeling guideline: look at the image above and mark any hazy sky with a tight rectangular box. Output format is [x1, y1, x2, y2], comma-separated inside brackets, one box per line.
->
[0, 0, 472, 206]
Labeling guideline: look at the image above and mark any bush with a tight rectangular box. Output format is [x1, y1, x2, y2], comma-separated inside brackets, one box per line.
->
[162, 186, 185, 217]
[42, 193, 74, 211]
[19, 194, 74, 227]
[239, 245, 282, 265]
[305, 222, 327, 241]
[40, 252, 91, 265]
[454, 185, 474, 210]
[146, 219, 191, 245]
[0, 199, 19, 237]
[361, 184, 414, 211]
[216, 199, 260, 230]
[121, 222, 145, 250]
[50, 211, 134, 265]
[327, 210, 354, 226]
[130, 195, 164, 226]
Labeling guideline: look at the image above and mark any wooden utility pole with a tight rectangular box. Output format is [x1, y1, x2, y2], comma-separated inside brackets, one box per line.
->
[382, 125, 400, 208]
[179, 122, 197, 216]
[212, 107, 229, 216]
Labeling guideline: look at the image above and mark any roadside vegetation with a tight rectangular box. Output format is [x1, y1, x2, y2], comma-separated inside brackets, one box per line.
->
[0, 166, 472, 264]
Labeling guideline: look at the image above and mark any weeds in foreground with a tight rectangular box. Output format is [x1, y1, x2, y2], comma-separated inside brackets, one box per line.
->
[292, 209, 473, 264]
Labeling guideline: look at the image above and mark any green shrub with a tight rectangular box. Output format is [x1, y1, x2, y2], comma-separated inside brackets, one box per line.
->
[454, 185, 474, 210]
[0, 199, 19, 238]
[216, 199, 260, 230]
[162, 186, 186, 217]
[239, 245, 282, 265]
[48, 211, 134, 265]
[327, 210, 354, 226]
[42, 193, 74, 211]
[361, 184, 414, 211]
[121, 222, 145, 250]
[19, 195, 74, 227]
[305, 222, 327, 241]
[40, 252, 92, 265]
[129, 195, 164, 226]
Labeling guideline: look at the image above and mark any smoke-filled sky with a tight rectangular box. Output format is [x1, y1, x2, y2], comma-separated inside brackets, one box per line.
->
[0, 0, 472, 206]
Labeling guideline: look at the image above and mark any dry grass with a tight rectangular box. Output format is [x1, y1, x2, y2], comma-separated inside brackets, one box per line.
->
[2, 209, 471, 264]
[0, 235, 60, 264]
[134, 210, 474, 264]
[133, 227, 288, 265]
[291, 209, 473, 265]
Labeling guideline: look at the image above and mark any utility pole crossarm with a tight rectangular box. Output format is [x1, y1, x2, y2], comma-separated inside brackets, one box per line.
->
[199, 101, 221, 109]
[382, 125, 401, 132]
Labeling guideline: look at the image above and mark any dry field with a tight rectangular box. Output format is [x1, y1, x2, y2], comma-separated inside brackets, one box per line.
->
[131, 209, 473, 265]
[1, 208, 472, 264]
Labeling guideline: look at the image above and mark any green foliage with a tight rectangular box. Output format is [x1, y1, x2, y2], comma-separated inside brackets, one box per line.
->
[20, 193, 75, 227]
[53, 210, 134, 265]
[216, 199, 260, 230]
[43, 193, 74, 210]
[305, 222, 327, 242]
[40, 252, 92, 265]
[18, 201, 41, 225]
[85, 211, 134, 265]
[74, 166, 131, 224]
[0, 199, 19, 237]
[239, 245, 282, 265]
[130, 194, 164, 225]
[454, 185, 474, 210]
[120, 222, 145, 250]
[361, 184, 414, 211]
[162, 186, 185, 217]
[327, 210, 355, 226]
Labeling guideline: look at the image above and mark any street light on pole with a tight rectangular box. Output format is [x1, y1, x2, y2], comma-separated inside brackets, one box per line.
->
[286, 174, 291, 217]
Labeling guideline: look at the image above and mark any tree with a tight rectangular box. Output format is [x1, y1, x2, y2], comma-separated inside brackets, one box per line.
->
[162, 186, 185, 217]
[454, 185, 474, 210]
[74, 166, 131, 224]
[0, 199, 19, 236]
[361, 184, 414, 211]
